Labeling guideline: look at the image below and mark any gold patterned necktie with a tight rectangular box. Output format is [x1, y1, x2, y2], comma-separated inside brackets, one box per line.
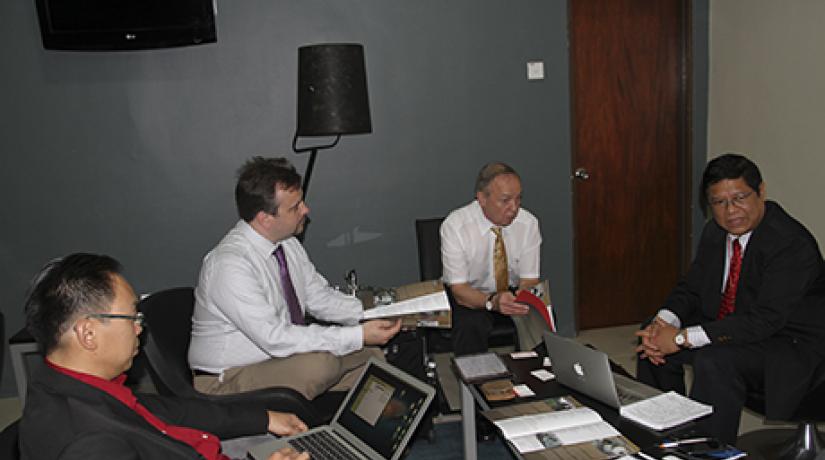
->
[491, 227, 509, 292]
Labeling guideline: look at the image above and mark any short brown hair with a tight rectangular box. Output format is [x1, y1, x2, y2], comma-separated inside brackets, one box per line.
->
[235, 157, 302, 222]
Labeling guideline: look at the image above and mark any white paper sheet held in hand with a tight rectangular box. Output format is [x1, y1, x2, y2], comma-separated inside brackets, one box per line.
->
[362, 291, 450, 320]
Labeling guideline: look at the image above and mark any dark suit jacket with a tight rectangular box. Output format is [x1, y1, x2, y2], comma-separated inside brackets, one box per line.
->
[20, 364, 268, 460]
[665, 200, 825, 418]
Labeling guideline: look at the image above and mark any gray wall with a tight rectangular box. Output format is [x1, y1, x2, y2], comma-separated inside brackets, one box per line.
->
[693, 1, 710, 245]
[0, 1, 575, 397]
[0, 1, 709, 398]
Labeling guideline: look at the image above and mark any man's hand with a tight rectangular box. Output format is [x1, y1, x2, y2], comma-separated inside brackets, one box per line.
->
[267, 447, 310, 460]
[362, 319, 402, 345]
[267, 411, 308, 437]
[634, 317, 680, 365]
[494, 291, 529, 316]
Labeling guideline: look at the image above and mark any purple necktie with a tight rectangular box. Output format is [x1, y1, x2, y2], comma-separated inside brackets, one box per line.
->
[273, 245, 304, 325]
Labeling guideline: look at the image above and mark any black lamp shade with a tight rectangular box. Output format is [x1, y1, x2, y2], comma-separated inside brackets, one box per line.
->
[296, 43, 372, 136]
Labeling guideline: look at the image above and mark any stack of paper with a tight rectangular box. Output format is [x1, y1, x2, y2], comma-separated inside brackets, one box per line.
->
[619, 391, 712, 431]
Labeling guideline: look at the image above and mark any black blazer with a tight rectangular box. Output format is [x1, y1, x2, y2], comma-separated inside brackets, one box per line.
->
[20, 364, 268, 460]
[665, 201, 825, 418]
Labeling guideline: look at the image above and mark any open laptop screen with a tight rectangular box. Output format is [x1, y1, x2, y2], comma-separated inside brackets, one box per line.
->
[335, 363, 430, 459]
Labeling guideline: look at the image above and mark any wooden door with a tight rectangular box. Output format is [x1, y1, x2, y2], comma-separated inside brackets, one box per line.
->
[571, 0, 691, 329]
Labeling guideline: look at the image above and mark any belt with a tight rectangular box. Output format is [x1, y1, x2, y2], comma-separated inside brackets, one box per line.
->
[192, 369, 219, 377]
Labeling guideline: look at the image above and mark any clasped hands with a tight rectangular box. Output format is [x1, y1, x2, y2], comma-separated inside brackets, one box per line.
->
[635, 317, 681, 366]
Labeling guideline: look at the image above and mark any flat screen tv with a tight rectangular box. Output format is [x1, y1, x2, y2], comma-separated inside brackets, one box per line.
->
[35, 0, 217, 51]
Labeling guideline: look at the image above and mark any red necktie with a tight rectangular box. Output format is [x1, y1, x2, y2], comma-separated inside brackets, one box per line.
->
[718, 239, 742, 319]
[274, 245, 305, 325]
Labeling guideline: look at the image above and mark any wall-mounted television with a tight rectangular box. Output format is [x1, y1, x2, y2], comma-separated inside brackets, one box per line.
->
[34, 0, 217, 51]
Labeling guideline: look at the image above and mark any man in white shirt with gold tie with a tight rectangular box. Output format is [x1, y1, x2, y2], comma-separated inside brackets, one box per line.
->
[440, 162, 542, 356]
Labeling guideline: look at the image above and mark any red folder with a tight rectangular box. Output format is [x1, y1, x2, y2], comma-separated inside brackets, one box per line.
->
[515, 290, 556, 332]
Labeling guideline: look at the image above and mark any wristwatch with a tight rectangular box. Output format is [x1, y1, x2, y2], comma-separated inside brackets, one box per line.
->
[485, 293, 496, 311]
[674, 329, 688, 348]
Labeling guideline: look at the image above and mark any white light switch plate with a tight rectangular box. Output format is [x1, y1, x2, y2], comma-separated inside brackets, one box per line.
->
[527, 61, 544, 80]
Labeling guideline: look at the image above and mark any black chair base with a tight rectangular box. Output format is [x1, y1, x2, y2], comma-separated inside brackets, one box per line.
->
[738, 423, 824, 460]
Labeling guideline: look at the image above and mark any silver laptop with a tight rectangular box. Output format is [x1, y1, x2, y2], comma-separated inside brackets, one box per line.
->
[543, 331, 660, 409]
[247, 357, 435, 460]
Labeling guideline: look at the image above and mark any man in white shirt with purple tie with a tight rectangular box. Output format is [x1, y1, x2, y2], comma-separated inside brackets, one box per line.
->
[189, 157, 400, 400]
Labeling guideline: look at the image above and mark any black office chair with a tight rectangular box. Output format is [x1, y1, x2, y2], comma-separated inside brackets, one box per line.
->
[138, 287, 342, 428]
[738, 361, 825, 460]
[0, 420, 20, 460]
[414, 217, 518, 350]
[1, 311, 5, 384]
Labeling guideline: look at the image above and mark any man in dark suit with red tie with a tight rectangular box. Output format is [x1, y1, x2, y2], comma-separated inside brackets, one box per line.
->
[635, 153, 825, 444]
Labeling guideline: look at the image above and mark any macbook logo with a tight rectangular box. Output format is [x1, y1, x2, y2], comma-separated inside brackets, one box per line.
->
[573, 362, 585, 377]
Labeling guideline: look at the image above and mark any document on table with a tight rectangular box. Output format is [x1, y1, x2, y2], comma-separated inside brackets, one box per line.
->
[362, 291, 449, 320]
[619, 391, 712, 431]
[487, 402, 638, 457]
[452, 352, 511, 383]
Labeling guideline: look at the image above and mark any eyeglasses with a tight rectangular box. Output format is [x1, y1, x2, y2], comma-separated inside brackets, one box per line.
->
[87, 312, 145, 327]
[708, 191, 753, 210]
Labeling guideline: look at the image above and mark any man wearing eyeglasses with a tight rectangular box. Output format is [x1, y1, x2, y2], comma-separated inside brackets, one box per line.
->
[635, 153, 825, 444]
[20, 253, 309, 460]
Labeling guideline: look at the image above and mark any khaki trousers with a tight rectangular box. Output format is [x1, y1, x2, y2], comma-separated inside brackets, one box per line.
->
[193, 347, 384, 400]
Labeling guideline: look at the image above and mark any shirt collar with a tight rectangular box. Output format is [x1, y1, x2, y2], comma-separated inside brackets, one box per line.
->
[237, 219, 280, 257]
[728, 231, 752, 252]
[46, 359, 136, 407]
[471, 200, 503, 236]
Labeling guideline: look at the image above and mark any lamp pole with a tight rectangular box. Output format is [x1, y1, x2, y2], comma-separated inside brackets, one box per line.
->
[291, 133, 340, 200]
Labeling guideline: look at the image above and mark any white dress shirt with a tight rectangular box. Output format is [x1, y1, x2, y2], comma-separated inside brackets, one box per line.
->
[658, 231, 752, 348]
[440, 200, 541, 291]
[189, 220, 364, 373]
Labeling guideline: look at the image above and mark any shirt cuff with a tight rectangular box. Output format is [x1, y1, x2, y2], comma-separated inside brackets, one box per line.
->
[656, 309, 681, 328]
[685, 326, 710, 348]
[341, 325, 365, 355]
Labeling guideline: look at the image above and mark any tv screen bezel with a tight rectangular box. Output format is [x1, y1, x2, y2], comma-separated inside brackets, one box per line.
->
[34, 0, 217, 51]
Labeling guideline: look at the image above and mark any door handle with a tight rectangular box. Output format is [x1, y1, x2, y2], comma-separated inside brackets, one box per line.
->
[573, 168, 590, 180]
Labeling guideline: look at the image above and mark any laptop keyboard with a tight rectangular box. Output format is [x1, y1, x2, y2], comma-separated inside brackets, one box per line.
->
[288, 431, 362, 460]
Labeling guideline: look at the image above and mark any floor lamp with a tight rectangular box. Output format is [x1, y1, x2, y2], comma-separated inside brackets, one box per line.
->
[292, 43, 372, 200]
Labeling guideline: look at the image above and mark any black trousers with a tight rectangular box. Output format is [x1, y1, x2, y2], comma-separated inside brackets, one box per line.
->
[636, 342, 766, 444]
[450, 302, 494, 357]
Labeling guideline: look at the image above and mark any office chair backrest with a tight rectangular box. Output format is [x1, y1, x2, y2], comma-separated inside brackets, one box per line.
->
[415, 217, 519, 350]
[138, 287, 200, 398]
[0, 311, 5, 383]
[415, 217, 445, 282]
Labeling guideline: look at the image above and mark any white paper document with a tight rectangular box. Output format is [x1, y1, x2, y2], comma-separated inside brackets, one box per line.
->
[510, 420, 620, 453]
[619, 391, 713, 431]
[530, 369, 555, 382]
[452, 352, 510, 383]
[362, 291, 449, 320]
[495, 407, 602, 439]
[494, 407, 620, 454]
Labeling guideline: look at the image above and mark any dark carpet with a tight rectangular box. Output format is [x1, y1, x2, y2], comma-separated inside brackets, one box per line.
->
[405, 421, 513, 460]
